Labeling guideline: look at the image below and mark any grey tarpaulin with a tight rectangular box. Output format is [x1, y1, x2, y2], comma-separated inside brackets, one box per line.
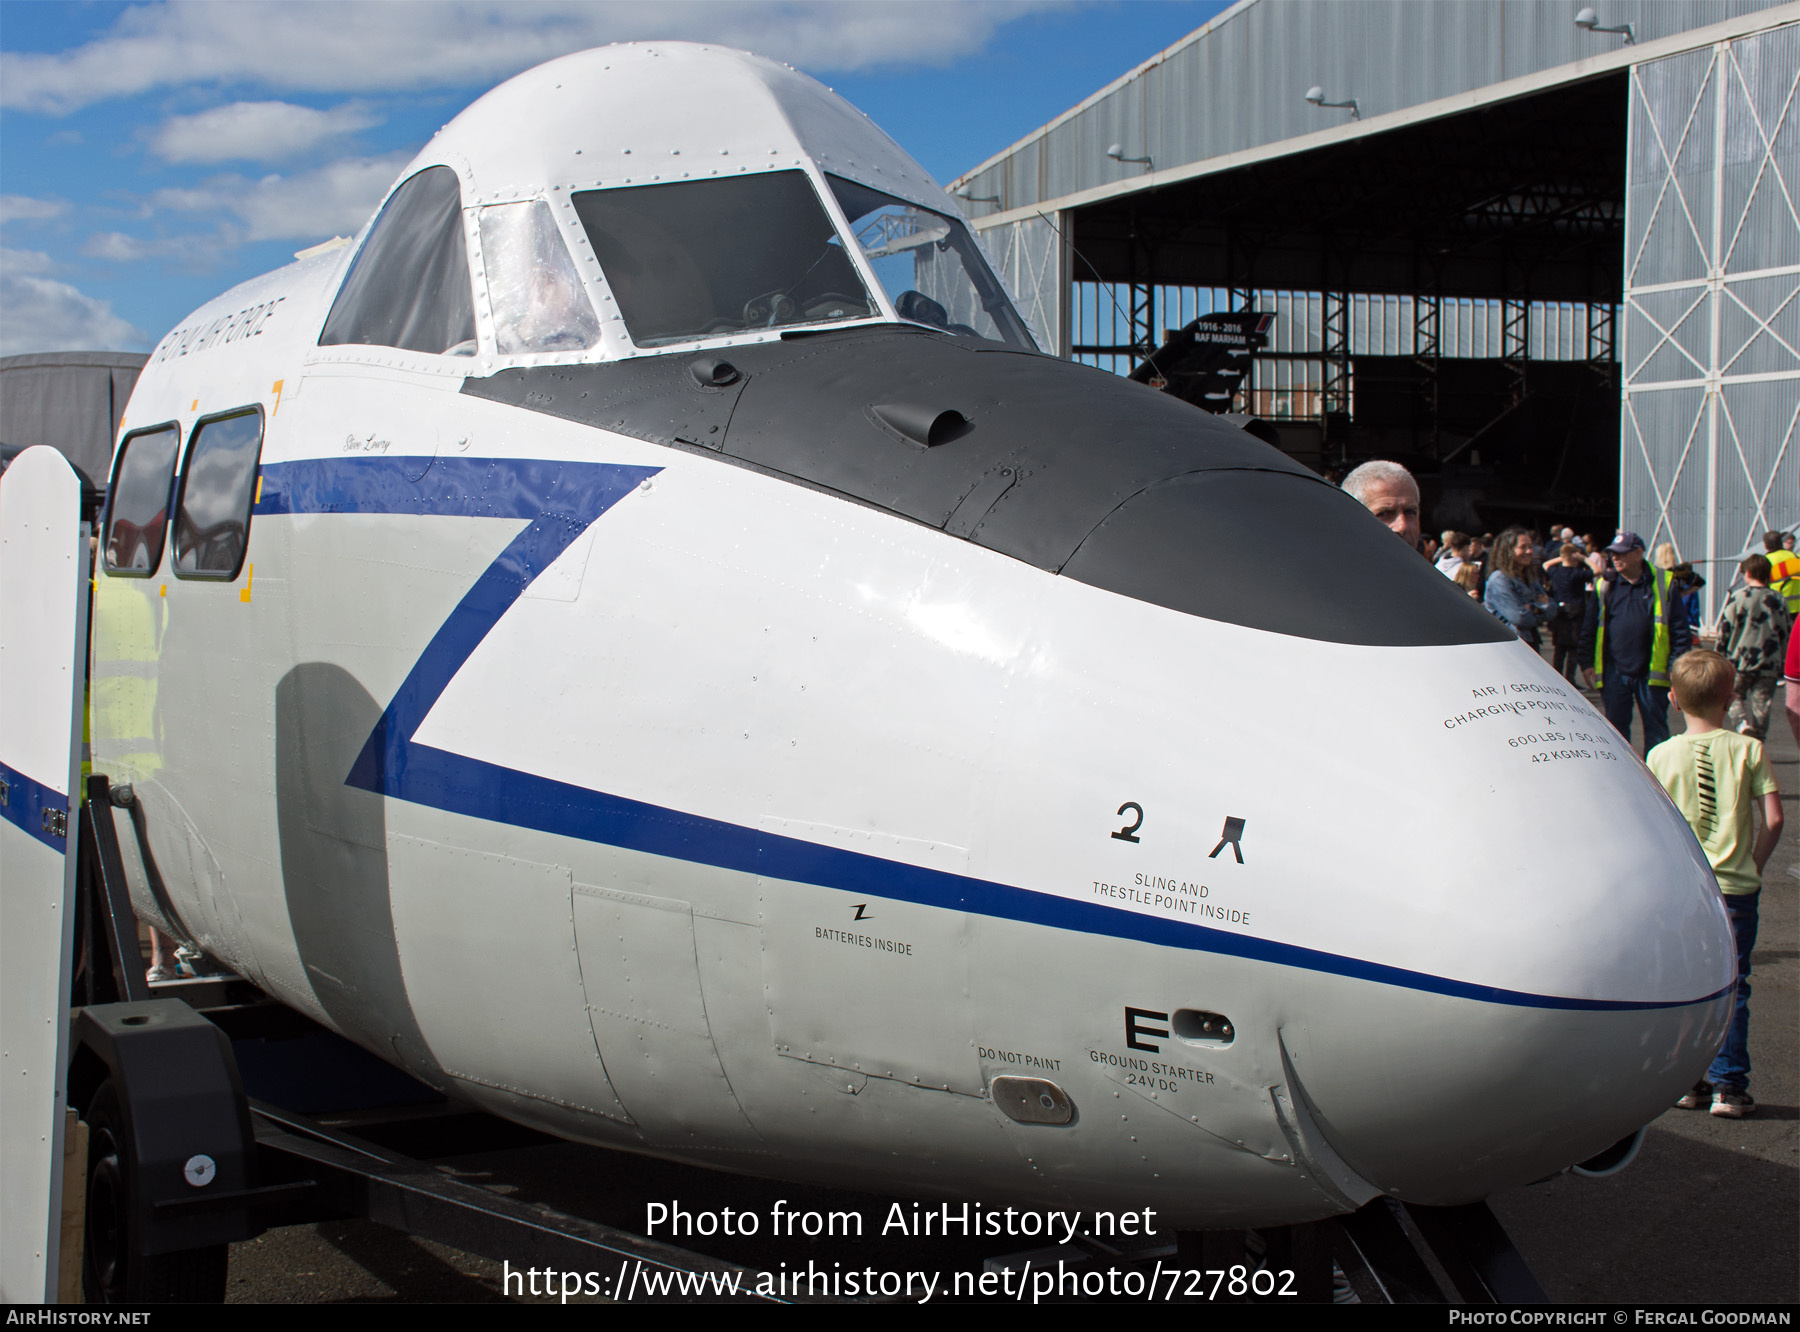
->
[0, 351, 148, 490]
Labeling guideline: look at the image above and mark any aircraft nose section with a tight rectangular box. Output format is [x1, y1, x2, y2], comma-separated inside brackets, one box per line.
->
[1273, 705, 1736, 1201]
[1283, 979, 1731, 1203]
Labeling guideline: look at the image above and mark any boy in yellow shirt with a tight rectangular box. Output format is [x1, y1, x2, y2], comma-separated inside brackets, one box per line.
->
[1647, 650, 1783, 1117]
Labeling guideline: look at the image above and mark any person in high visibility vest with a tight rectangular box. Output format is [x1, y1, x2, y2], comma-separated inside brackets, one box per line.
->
[1578, 531, 1693, 752]
[1762, 531, 1800, 617]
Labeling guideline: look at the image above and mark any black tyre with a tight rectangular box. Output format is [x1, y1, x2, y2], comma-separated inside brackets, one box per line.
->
[82, 1079, 228, 1303]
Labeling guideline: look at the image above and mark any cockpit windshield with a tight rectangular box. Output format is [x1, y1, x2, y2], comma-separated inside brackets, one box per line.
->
[571, 169, 1037, 352]
[572, 171, 873, 346]
[825, 176, 1036, 351]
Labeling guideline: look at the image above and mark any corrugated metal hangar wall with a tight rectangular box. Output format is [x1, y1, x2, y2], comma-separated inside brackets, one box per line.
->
[955, 0, 1798, 620]
[1624, 25, 1800, 615]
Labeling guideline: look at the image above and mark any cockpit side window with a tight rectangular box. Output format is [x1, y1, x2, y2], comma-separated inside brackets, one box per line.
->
[103, 423, 180, 575]
[571, 171, 873, 347]
[825, 176, 1036, 351]
[478, 200, 602, 355]
[171, 408, 263, 580]
[319, 165, 477, 356]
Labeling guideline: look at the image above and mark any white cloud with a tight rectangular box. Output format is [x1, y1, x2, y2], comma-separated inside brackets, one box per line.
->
[1, 247, 58, 275]
[150, 100, 382, 164]
[80, 230, 227, 267]
[0, 195, 68, 224]
[0, 272, 147, 355]
[81, 232, 157, 263]
[1, 1, 1064, 114]
[149, 151, 410, 242]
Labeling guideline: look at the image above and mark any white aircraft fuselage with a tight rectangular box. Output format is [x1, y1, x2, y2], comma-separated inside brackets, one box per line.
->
[88, 44, 1732, 1230]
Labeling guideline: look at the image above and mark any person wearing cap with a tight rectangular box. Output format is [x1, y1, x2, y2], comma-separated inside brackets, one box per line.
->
[1579, 531, 1692, 751]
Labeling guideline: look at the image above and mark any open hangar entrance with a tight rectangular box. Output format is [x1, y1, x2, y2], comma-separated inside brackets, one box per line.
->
[959, 6, 1799, 622]
[1061, 71, 1628, 540]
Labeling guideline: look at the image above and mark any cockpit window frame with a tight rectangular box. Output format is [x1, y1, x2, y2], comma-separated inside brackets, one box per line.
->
[565, 162, 1023, 360]
[310, 163, 484, 375]
[470, 195, 607, 362]
[815, 172, 1037, 352]
[168, 404, 265, 584]
[571, 167, 892, 352]
[102, 421, 182, 578]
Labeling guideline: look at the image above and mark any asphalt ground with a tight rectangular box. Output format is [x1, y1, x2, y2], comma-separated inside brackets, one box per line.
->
[199, 664, 1797, 1305]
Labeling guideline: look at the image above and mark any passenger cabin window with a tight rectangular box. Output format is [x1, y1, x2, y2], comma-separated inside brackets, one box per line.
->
[171, 409, 263, 580]
[103, 423, 180, 575]
[826, 176, 1035, 350]
[319, 165, 478, 356]
[479, 200, 602, 355]
[572, 171, 873, 346]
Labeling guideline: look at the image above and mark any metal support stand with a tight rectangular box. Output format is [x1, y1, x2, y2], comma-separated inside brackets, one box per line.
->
[1503, 296, 1530, 406]
[1322, 290, 1351, 456]
[1413, 291, 1443, 458]
[1587, 299, 1616, 379]
[1401, 1202, 1549, 1303]
[1129, 281, 1155, 372]
[73, 778, 147, 1007]
[1332, 1197, 1549, 1304]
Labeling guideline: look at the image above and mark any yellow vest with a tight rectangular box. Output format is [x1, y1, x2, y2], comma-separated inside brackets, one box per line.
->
[89, 575, 165, 778]
[1593, 566, 1672, 689]
[1767, 549, 1800, 616]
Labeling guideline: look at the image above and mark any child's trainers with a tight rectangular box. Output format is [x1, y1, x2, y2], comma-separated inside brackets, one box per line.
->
[1711, 1088, 1755, 1118]
[1675, 1080, 1712, 1109]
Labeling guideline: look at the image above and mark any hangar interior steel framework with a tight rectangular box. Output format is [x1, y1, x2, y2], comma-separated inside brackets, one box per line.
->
[954, 1, 1799, 619]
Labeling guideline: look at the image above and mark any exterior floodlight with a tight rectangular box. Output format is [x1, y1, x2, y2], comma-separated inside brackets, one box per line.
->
[955, 188, 1000, 204]
[1304, 86, 1360, 119]
[1106, 143, 1153, 168]
[1574, 7, 1634, 41]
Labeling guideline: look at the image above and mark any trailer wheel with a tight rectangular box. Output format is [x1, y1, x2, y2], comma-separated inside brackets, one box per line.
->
[82, 1080, 228, 1303]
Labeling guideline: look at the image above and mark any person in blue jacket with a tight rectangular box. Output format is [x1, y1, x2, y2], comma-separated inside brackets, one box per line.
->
[1484, 526, 1552, 647]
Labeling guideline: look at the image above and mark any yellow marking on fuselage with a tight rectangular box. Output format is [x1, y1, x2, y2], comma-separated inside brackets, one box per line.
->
[239, 563, 254, 603]
[271, 379, 285, 415]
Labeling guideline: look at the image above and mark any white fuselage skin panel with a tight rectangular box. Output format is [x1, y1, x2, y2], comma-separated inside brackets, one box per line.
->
[89, 44, 1732, 1230]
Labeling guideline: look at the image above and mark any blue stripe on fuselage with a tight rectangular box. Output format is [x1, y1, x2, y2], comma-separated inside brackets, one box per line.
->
[253, 456, 1725, 1015]
[0, 758, 69, 854]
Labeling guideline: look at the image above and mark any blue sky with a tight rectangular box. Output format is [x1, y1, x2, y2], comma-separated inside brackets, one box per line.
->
[0, 1, 1228, 356]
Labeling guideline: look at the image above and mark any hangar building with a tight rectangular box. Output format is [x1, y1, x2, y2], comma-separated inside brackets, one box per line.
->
[952, 0, 1799, 618]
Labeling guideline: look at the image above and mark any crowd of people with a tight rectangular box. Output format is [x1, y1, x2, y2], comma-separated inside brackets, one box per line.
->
[1340, 459, 1795, 1121]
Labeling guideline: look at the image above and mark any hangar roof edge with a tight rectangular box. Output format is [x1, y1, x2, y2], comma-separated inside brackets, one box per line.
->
[950, 0, 1259, 187]
[953, 0, 1800, 226]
